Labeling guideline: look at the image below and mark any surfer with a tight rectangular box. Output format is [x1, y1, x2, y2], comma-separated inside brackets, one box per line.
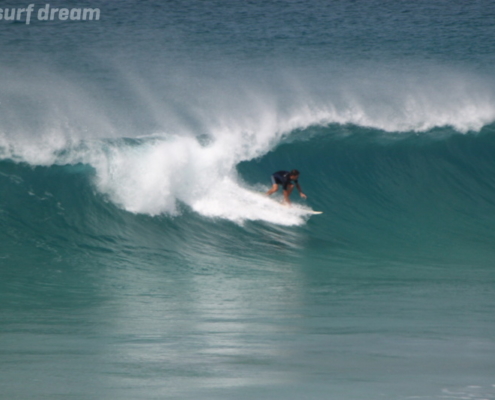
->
[266, 170, 307, 205]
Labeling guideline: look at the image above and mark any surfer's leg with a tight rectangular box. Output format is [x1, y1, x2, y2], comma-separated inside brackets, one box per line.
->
[282, 184, 294, 204]
[266, 184, 279, 196]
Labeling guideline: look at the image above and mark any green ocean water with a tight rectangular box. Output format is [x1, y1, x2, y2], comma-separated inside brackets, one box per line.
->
[1, 1, 495, 399]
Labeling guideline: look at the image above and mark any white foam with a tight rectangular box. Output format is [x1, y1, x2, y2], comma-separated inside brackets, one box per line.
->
[191, 178, 312, 225]
[74, 134, 313, 225]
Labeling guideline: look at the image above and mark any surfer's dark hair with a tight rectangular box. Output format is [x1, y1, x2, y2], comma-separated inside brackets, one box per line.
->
[290, 169, 300, 176]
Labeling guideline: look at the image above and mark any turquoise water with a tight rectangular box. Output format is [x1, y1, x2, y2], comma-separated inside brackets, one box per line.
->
[1, 1, 495, 399]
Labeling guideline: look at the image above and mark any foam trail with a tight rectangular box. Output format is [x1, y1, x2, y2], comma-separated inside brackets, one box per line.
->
[72, 132, 312, 225]
[191, 178, 313, 225]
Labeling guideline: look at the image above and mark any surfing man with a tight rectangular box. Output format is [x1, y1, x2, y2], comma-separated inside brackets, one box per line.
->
[266, 170, 307, 205]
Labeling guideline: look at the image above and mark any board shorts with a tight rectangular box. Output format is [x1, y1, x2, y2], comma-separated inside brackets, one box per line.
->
[271, 172, 296, 190]
[271, 175, 282, 185]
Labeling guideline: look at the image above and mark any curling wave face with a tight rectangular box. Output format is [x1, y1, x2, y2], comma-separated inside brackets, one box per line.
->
[1, 59, 495, 226]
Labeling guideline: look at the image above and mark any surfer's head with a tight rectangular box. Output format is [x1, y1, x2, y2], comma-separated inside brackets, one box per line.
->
[290, 169, 300, 179]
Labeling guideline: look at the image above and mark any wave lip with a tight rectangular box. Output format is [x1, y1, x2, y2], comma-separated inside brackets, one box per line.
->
[1, 61, 495, 225]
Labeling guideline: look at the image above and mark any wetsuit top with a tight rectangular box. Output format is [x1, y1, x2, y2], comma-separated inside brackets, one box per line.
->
[271, 171, 298, 190]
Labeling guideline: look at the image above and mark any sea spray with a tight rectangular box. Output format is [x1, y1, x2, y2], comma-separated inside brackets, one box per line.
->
[1, 60, 495, 222]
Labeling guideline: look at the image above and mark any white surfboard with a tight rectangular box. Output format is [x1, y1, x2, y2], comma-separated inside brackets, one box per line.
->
[255, 191, 322, 214]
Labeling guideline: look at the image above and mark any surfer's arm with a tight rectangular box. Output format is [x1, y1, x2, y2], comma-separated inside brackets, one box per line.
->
[296, 182, 307, 199]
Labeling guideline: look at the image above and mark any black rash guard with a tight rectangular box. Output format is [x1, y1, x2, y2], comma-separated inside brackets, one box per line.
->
[271, 171, 298, 190]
